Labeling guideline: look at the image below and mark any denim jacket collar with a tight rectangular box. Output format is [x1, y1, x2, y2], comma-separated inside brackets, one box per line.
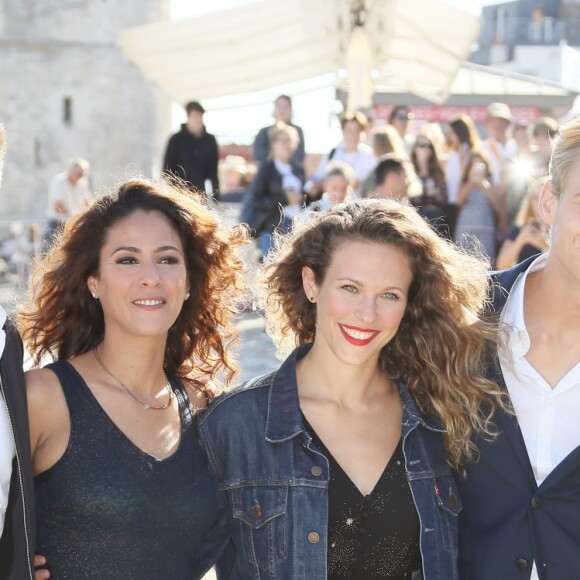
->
[397, 380, 446, 434]
[265, 343, 445, 442]
[265, 344, 312, 443]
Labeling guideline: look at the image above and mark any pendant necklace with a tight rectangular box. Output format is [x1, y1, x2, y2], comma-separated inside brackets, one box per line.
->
[93, 348, 173, 410]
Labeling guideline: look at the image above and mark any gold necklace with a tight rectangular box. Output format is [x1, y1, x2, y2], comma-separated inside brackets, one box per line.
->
[93, 348, 173, 411]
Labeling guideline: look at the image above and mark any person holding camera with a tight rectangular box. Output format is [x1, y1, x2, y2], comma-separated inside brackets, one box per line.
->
[495, 177, 549, 269]
[454, 151, 497, 262]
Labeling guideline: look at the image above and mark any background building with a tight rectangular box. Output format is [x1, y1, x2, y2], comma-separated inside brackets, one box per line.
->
[472, 0, 580, 90]
[0, 0, 171, 216]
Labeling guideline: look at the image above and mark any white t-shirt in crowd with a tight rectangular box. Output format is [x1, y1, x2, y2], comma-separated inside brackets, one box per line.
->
[46, 171, 92, 222]
[312, 142, 377, 193]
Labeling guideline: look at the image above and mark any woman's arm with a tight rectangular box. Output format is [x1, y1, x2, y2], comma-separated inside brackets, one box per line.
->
[26, 369, 69, 476]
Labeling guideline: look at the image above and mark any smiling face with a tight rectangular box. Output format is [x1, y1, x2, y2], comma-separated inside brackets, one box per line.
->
[302, 239, 413, 369]
[87, 210, 189, 341]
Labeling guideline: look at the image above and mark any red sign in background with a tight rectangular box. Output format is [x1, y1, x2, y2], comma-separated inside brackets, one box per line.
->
[374, 105, 541, 124]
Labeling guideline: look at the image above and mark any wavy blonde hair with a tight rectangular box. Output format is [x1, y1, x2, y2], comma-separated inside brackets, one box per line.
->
[258, 199, 507, 470]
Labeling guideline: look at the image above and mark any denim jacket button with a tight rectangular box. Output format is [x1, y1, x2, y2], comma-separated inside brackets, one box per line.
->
[251, 505, 262, 519]
[311, 466, 323, 477]
[308, 531, 320, 544]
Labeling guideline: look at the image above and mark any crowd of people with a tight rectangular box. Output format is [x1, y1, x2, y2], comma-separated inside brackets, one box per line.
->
[0, 92, 578, 580]
[233, 95, 555, 267]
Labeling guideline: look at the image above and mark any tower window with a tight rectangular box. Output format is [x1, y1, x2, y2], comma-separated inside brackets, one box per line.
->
[63, 97, 73, 125]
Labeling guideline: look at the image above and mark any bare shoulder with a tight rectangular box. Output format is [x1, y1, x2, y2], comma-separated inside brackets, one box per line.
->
[25, 367, 62, 405]
[26, 367, 68, 454]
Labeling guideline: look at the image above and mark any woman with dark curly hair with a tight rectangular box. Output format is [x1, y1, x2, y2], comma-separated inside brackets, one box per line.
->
[198, 199, 506, 579]
[20, 179, 246, 579]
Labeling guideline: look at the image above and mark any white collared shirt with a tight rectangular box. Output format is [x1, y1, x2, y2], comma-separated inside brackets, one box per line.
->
[0, 307, 13, 537]
[499, 253, 580, 580]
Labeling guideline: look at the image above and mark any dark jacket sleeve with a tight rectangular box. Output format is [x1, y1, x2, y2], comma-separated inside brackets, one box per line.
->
[239, 162, 286, 235]
[292, 125, 306, 165]
[251, 162, 286, 213]
[0, 317, 35, 580]
[162, 133, 180, 178]
[207, 134, 220, 199]
[252, 127, 270, 163]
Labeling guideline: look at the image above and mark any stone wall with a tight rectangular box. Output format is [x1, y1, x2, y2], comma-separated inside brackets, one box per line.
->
[0, 0, 171, 217]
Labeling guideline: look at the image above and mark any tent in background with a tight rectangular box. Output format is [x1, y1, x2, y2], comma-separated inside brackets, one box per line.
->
[117, 0, 480, 110]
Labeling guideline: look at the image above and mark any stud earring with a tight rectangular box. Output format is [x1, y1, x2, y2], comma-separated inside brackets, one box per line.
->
[310, 296, 315, 302]
[91, 292, 97, 299]
[185, 292, 190, 300]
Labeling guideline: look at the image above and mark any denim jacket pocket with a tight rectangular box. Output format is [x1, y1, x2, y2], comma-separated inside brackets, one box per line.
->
[433, 474, 462, 559]
[231, 486, 288, 572]
[434, 475, 462, 516]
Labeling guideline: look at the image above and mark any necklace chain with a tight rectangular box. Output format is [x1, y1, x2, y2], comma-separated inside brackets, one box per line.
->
[93, 348, 173, 411]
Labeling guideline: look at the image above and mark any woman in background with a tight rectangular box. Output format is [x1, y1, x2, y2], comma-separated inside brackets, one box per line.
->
[495, 177, 549, 269]
[445, 115, 481, 239]
[240, 122, 304, 258]
[410, 127, 449, 237]
[455, 151, 497, 263]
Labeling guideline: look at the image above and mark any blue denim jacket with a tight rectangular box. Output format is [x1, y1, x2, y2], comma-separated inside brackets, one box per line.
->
[199, 345, 461, 580]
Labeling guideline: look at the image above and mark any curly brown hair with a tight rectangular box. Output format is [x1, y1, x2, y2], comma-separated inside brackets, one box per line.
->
[258, 199, 507, 470]
[19, 178, 248, 385]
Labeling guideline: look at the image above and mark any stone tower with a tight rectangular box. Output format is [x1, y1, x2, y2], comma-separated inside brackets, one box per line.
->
[0, 0, 171, 216]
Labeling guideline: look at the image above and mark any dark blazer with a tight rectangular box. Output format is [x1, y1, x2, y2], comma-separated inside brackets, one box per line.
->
[458, 256, 580, 580]
[0, 318, 35, 580]
[239, 159, 304, 236]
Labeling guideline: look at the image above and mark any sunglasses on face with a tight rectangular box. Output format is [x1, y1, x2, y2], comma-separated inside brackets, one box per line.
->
[395, 113, 412, 121]
[416, 142, 433, 149]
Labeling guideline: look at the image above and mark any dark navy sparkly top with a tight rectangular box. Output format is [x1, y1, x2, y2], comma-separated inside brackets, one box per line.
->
[306, 421, 422, 580]
[35, 360, 228, 579]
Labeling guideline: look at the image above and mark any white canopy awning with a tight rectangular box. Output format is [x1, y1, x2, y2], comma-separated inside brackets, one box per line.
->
[117, 0, 480, 106]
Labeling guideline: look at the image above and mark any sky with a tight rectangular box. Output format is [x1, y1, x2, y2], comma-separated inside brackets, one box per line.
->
[168, 0, 505, 150]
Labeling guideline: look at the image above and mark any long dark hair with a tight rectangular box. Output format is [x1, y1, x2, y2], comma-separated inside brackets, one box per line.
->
[19, 179, 248, 384]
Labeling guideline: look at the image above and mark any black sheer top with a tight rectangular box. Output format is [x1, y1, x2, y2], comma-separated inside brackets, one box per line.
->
[35, 361, 225, 579]
[306, 420, 422, 579]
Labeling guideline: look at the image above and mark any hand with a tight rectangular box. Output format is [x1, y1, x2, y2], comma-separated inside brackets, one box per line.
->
[519, 222, 548, 250]
[34, 555, 50, 579]
[53, 201, 68, 215]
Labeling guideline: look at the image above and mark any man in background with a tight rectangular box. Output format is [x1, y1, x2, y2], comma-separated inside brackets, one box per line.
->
[253, 95, 305, 167]
[482, 102, 517, 185]
[0, 124, 35, 579]
[371, 155, 410, 201]
[163, 100, 219, 199]
[45, 158, 91, 247]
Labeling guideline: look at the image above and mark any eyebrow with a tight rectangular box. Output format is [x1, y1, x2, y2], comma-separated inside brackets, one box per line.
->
[111, 245, 183, 255]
